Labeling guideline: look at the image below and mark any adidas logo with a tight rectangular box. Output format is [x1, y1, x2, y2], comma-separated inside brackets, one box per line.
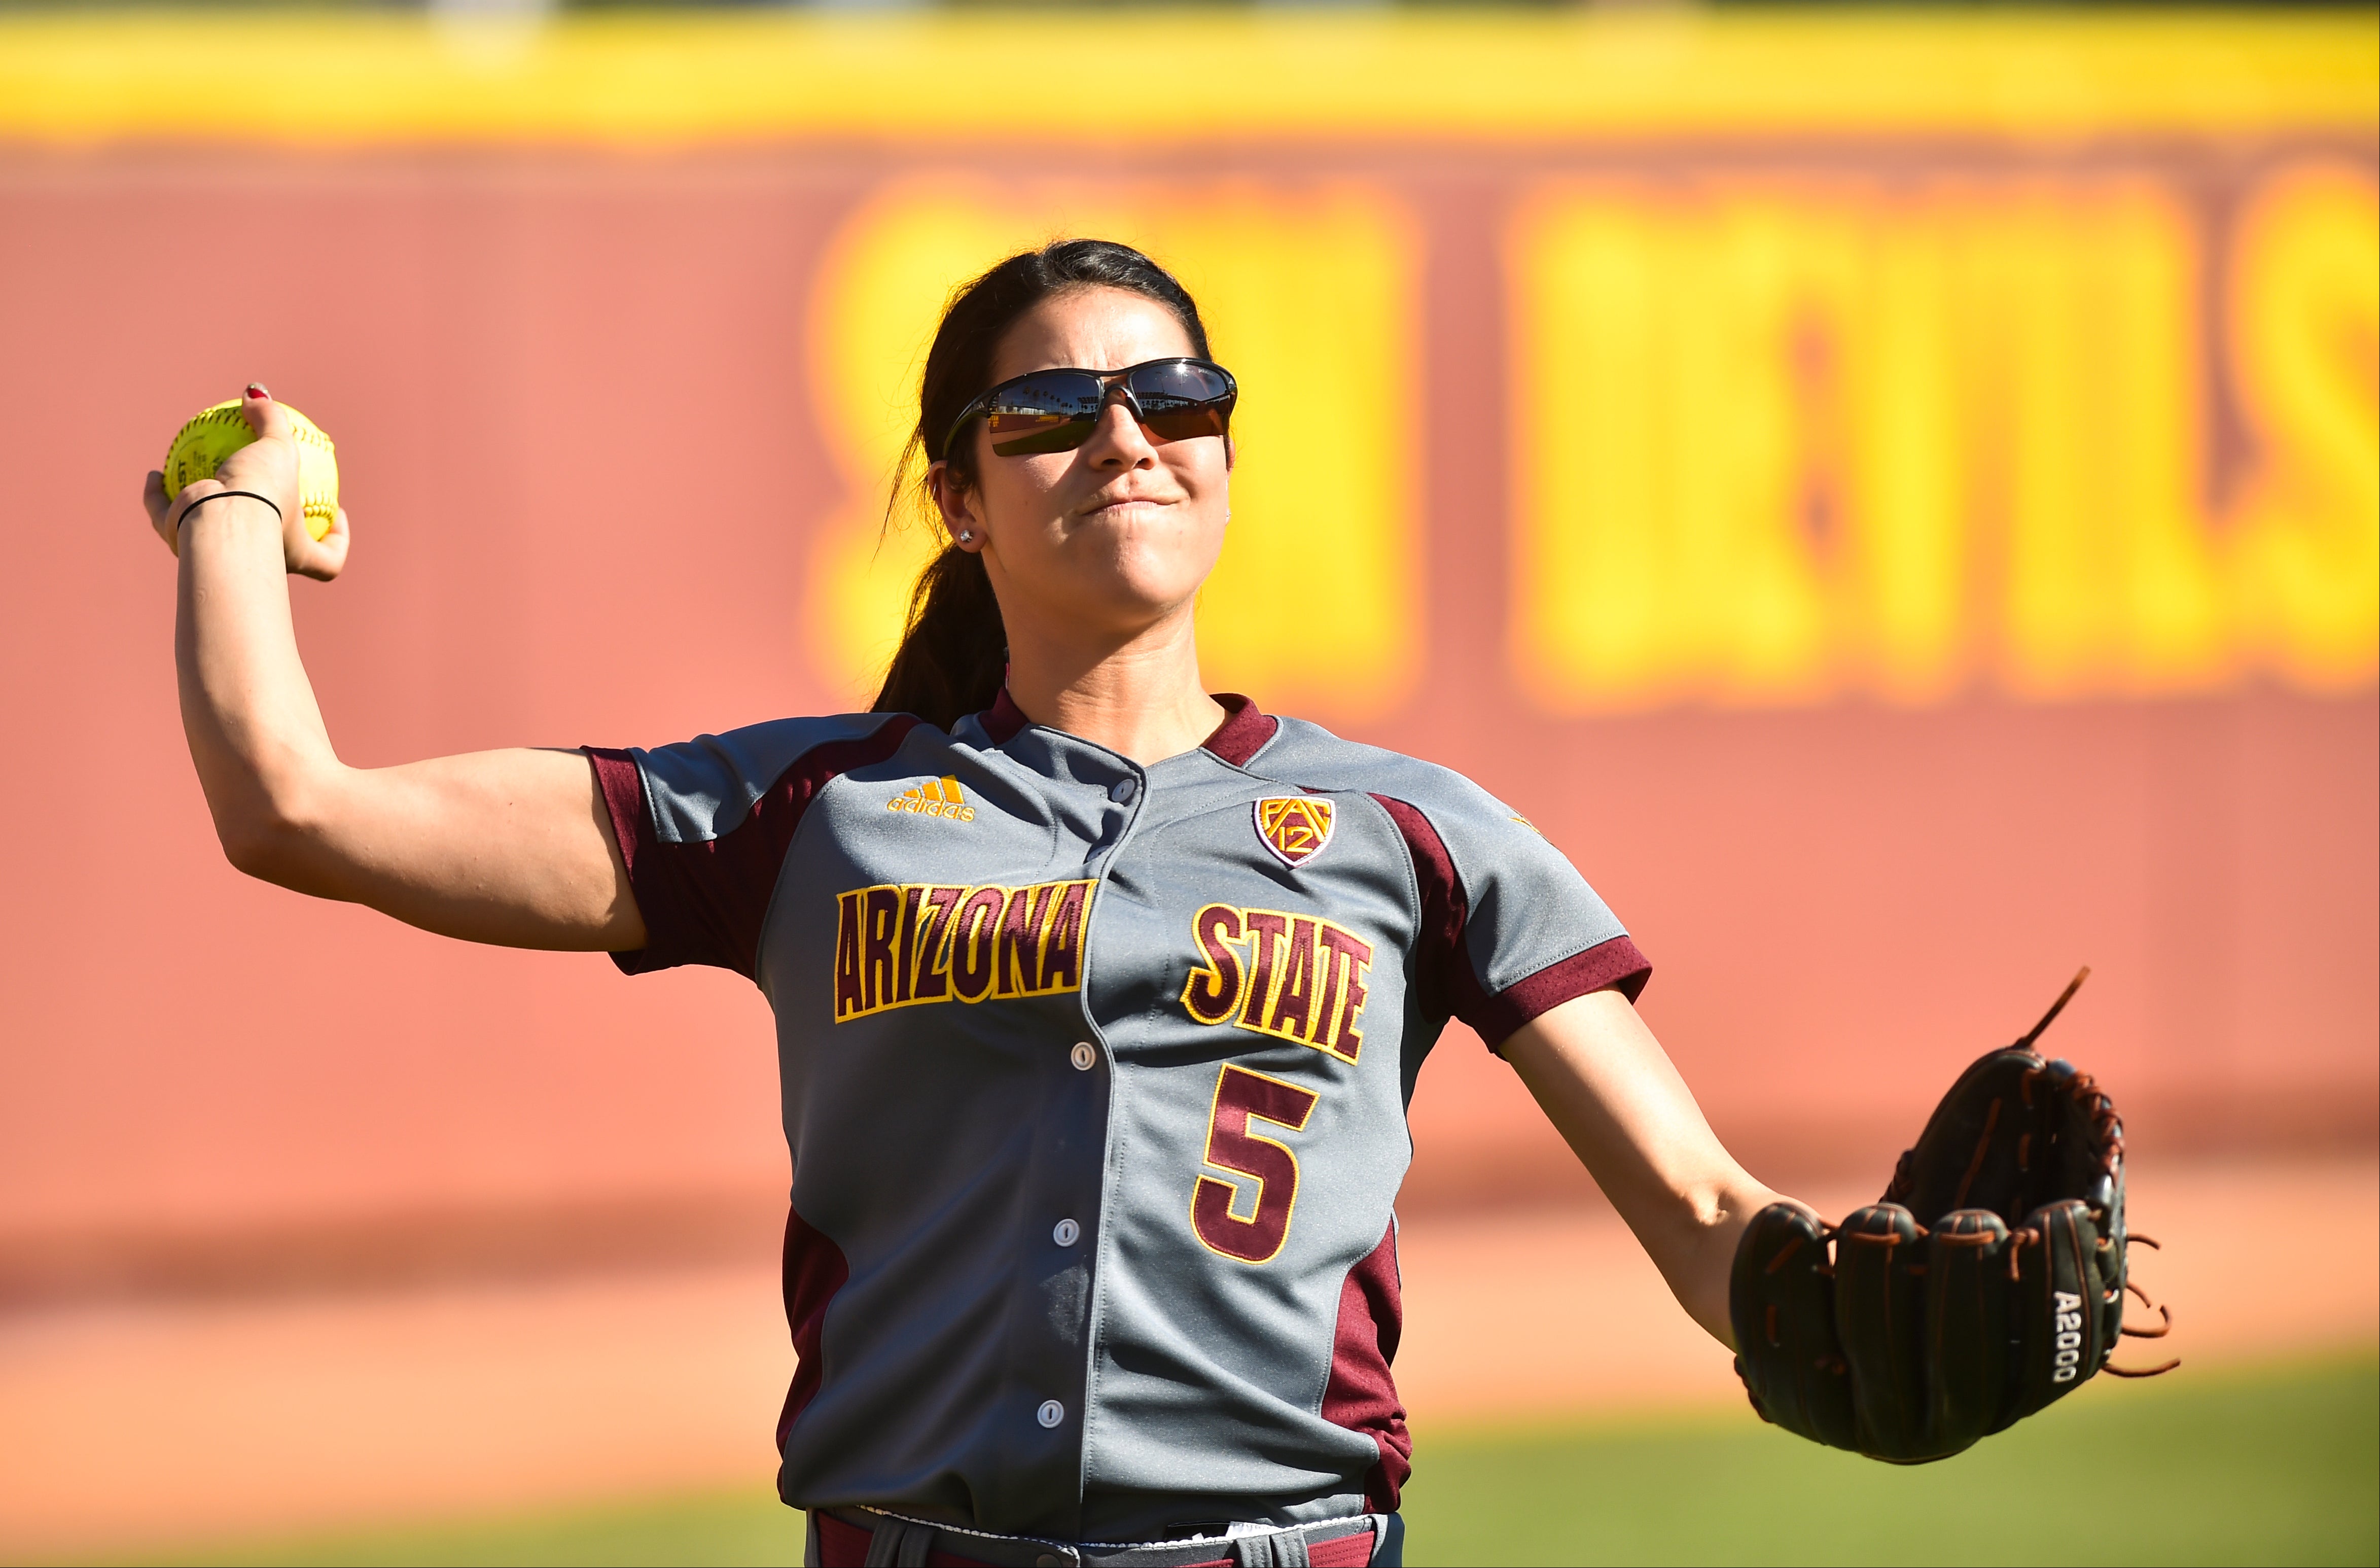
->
[887, 776, 977, 822]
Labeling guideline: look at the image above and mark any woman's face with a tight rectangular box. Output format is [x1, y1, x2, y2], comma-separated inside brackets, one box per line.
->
[930, 286, 1232, 645]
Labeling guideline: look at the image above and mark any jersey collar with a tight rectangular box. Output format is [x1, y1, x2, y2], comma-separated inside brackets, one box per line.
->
[1200, 693, 1277, 765]
[974, 688, 1277, 765]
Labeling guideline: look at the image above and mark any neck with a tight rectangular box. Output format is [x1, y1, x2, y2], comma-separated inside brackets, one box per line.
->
[1002, 603, 1225, 766]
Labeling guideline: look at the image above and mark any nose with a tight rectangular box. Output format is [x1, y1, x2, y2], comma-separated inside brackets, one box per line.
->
[1084, 397, 1158, 468]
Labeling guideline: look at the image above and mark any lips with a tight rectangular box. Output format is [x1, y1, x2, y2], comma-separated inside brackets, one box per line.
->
[1080, 495, 1179, 521]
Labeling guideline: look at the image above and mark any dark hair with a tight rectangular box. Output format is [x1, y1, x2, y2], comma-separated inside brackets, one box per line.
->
[870, 238, 1214, 729]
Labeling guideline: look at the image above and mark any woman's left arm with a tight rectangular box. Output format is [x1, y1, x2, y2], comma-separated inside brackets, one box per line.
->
[1502, 989, 1809, 1349]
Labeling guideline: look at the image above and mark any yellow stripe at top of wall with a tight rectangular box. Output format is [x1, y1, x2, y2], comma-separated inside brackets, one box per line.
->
[0, 9, 2371, 147]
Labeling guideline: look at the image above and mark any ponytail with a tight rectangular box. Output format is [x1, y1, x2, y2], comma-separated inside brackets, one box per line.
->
[870, 237, 1212, 730]
[872, 543, 1006, 733]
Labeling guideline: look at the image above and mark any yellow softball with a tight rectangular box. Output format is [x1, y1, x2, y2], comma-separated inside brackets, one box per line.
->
[163, 399, 339, 542]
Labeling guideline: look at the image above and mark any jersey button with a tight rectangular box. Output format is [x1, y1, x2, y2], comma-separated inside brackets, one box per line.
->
[1052, 1218, 1081, 1247]
[1109, 776, 1138, 804]
[1070, 1042, 1097, 1071]
[1037, 1399, 1066, 1428]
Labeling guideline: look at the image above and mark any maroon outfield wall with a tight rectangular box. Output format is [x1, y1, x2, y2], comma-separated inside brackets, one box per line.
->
[0, 141, 2371, 1291]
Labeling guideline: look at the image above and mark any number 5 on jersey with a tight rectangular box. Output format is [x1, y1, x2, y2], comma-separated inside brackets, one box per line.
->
[1191, 1064, 1320, 1265]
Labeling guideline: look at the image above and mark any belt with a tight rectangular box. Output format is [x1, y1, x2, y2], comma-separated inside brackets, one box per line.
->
[811, 1506, 1390, 1568]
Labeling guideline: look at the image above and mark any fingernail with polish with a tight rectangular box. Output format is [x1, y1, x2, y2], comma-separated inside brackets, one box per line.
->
[246, 383, 270, 401]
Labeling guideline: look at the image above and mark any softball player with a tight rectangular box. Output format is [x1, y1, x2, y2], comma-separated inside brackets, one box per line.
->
[146, 239, 1804, 1568]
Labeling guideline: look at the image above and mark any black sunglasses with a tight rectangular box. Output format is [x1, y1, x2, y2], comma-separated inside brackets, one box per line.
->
[940, 358, 1237, 462]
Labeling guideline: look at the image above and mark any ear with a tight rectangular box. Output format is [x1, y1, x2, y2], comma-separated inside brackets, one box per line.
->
[925, 461, 985, 550]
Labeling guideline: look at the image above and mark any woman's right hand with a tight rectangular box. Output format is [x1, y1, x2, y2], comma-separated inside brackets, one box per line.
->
[143, 385, 350, 582]
[149, 385, 646, 953]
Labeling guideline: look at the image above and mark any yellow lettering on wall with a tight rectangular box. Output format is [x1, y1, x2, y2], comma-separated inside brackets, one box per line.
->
[804, 180, 1419, 718]
[1509, 164, 2379, 710]
[2228, 162, 2380, 691]
[1971, 183, 2229, 699]
[1511, 188, 1940, 709]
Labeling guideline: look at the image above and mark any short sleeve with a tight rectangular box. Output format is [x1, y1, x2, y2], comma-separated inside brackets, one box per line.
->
[584, 713, 917, 980]
[1369, 787, 1648, 1053]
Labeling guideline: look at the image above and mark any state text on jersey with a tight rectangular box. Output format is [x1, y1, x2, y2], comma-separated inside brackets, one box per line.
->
[1180, 904, 1375, 1063]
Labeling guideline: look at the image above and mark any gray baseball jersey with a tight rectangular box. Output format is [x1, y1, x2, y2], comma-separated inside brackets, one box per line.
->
[585, 692, 1646, 1544]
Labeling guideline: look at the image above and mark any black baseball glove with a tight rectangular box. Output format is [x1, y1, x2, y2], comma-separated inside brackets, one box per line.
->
[1729, 969, 2175, 1464]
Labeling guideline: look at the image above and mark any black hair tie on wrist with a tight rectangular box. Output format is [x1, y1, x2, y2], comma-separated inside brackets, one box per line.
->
[177, 489, 283, 529]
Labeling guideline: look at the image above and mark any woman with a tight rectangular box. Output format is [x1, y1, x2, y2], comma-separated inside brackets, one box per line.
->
[146, 239, 1803, 1568]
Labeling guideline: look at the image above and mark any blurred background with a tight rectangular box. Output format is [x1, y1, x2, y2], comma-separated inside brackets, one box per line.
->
[0, 4, 2372, 1563]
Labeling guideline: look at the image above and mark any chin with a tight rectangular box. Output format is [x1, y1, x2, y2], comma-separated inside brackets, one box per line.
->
[1088, 570, 1204, 624]
[1073, 519, 1219, 588]
[1036, 558, 1202, 635]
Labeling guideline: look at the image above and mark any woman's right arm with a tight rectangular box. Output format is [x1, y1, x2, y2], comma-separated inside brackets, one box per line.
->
[145, 389, 646, 952]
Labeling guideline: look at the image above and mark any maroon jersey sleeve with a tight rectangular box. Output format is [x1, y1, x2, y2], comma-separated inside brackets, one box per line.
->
[584, 714, 919, 980]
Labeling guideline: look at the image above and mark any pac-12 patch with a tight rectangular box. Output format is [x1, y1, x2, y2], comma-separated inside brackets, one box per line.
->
[1253, 796, 1334, 869]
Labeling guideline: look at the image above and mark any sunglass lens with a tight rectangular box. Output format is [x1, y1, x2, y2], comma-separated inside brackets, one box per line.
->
[984, 372, 1104, 456]
[1130, 361, 1234, 442]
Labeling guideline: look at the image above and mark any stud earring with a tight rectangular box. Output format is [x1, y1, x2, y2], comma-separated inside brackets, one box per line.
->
[957, 530, 976, 545]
